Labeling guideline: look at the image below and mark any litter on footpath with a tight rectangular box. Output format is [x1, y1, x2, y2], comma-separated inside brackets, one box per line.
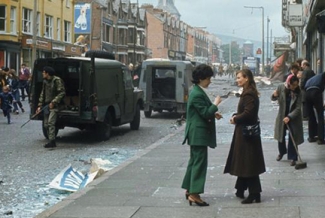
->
[49, 158, 113, 192]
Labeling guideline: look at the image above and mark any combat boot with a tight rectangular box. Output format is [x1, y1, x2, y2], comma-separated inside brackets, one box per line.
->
[44, 140, 56, 148]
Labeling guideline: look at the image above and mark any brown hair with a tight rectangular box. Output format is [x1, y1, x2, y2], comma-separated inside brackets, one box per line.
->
[236, 69, 259, 96]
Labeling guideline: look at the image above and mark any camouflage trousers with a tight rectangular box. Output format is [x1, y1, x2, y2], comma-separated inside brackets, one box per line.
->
[43, 109, 58, 141]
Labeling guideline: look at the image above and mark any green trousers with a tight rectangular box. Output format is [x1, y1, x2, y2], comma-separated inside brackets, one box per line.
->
[181, 146, 208, 194]
[43, 109, 57, 141]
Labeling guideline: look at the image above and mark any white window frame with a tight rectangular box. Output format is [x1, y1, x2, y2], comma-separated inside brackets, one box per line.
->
[57, 18, 61, 41]
[0, 5, 6, 32]
[45, 15, 53, 39]
[66, 0, 71, 8]
[22, 8, 32, 34]
[36, 12, 40, 36]
[64, 20, 71, 42]
[10, 6, 16, 34]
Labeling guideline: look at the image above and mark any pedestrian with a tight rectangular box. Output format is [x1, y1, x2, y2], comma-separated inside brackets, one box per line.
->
[19, 63, 31, 101]
[283, 63, 300, 82]
[36, 66, 65, 148]
[7, 70, 25, 114]
[271, 74, 304, 166]
[0, 86, 15, 124]
[304, 72, 325, 144]
[0, 69, 7, 93]
[181, 64, 222, 207]
[224, 69, 266, 204]
[300, 60, 315, 119]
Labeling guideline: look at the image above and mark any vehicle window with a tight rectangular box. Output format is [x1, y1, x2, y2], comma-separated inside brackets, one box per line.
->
[123, 69, 133, 89]
[154, 68, 176, 78]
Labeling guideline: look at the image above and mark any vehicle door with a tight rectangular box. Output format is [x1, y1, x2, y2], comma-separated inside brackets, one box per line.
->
[123, 67, 134, 118]
[144, 65, 153, 104]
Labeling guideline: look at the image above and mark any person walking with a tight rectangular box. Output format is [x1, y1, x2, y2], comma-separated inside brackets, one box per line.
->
[19, 63, 31, 101]
[36, 66, 65, 148]
[181, 64, 222, 207]
[0, 86, 15, 124]
[272, 75, 304, 166]
[7, 70, 25, 114]
[304, 72, 325, 144]
[224, 69, 266, 204]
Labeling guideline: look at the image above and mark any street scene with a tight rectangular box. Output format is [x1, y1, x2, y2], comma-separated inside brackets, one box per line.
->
[1, 0, 325, 217]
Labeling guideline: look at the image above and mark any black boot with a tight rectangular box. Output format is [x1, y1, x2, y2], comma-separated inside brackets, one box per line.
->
[241, 193, 261, 204]
[44, 140, 56, 148]
[235, 190, 245, 199]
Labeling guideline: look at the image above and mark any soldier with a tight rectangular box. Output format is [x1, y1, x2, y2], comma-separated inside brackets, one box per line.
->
[36, 66, 65, 148]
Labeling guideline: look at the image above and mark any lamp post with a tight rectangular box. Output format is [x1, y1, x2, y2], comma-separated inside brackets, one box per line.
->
[244, 6, 264, 75]
[266, 16, 270, 65]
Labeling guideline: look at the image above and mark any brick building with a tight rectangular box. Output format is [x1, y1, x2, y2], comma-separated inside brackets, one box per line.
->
[0, 0, 82, 72]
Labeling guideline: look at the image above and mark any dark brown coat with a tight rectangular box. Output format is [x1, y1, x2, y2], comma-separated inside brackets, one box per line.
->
[224, 88, 266, 177]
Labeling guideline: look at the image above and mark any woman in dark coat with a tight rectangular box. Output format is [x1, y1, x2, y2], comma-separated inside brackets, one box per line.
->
[182, 64, 222, 206]
[224, 69, 266, 204]
[271, 74, 303, 166]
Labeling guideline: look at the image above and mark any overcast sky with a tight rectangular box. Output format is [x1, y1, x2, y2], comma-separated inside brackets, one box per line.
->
[135, 0, 289, 42]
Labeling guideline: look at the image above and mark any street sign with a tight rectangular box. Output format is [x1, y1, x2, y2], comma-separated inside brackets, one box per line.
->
[26, 39, 32, 44]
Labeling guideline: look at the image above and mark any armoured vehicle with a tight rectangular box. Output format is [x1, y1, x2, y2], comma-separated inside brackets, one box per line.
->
[139, 59, 193, 117]
[29, 53, 144, 140]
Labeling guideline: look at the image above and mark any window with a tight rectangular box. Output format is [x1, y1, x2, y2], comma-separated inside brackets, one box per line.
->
[36, 12, 40, 36]
[128, 28, 134, 43]
[66, 0, 70, 8]
[64, 20, 71, 42]
[10, 7, 16, 34]
[22, 8, 32, 33]
[57, 18, 61, 41]
[0, 6, 6, 32]
[103, 24, 110, 42]
[45, 15, 53, 38]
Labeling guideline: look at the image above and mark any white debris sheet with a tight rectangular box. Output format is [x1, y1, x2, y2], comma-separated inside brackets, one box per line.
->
[49, 158, 113, 192]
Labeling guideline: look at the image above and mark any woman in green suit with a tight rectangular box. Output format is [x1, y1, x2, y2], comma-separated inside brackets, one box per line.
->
[181, 64, 222, 206]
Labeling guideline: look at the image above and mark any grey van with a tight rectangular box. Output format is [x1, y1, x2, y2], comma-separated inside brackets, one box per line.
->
[139, 59, 193, 117]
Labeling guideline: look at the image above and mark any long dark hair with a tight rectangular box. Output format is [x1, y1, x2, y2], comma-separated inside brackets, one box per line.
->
[236, 69, 259, 96]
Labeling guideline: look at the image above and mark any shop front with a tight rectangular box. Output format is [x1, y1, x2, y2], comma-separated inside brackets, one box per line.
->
[0, 41, 20, 72]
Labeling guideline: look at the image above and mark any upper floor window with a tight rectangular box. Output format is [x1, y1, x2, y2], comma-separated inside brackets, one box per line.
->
[66, 0, 71, 8]
[45, 15, 53, 39]
[10, 7, 16, 34]
[64, 20, 71, 42]
[22, 8, 32, 33]
[103, 24, 110, 43]
[57, 18, 61, 41]
[36, 12, 40, 36]
[0, 6, 6, 32]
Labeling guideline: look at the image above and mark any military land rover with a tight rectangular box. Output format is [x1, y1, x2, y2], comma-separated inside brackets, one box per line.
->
[29, 52, 144, 140]
[138, 59, 193, 117]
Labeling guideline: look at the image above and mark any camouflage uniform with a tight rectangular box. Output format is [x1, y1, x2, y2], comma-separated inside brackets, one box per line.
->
[38, 76, 65, 141]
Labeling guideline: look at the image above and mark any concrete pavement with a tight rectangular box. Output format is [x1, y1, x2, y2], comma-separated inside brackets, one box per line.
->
[35, 95, 325, 218]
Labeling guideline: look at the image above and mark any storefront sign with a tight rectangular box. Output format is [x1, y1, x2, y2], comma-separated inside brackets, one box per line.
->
[288, 4, 304, 26]
[282, 0, 288, 26]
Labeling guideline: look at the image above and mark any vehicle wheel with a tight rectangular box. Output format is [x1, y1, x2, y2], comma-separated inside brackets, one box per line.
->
[42, 120, 59, 139]
[98, 112, 112, 140]
[144, 108, 152, 118]
[130, 104, 140, 130]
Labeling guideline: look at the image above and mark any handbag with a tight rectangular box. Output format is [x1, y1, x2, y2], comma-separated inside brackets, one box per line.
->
[242, 120, 260, 137]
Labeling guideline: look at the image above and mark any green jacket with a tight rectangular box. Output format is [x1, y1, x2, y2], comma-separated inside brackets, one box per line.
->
[38, 76, 66, 108]
[182, 85, 219, 148]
